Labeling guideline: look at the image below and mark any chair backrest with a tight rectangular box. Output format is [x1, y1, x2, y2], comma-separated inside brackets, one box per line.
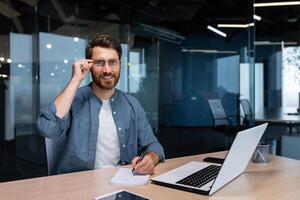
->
[45, 133, 66, 175]
[240, 99, 255, 127]
[240, 99, 253, 121]
[208, 99, 231, 127]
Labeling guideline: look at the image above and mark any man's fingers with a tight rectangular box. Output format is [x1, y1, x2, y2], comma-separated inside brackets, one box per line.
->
[134, 157, 154, 174]
[134, 160, 154, 174]
[131, 157, 140, 168]
[135, 157, 148, 169]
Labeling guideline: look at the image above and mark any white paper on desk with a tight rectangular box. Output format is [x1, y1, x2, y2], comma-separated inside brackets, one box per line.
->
[110, 168, 150, 186]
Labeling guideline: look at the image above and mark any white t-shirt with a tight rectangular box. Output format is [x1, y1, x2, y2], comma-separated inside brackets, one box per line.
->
[94, 100, 120, 169]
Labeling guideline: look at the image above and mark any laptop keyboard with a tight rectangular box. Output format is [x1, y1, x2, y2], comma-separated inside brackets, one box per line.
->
[176, 165, 221, 188]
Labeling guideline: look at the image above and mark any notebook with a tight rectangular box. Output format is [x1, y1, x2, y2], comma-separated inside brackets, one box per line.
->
[110, 168, 150, 186]
[151, 123, 268, 196]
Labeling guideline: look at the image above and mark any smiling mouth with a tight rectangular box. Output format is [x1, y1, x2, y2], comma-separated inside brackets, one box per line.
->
[101, 75, 114, 81]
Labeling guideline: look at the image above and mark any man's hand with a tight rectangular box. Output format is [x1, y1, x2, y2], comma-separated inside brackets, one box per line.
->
[131, 152, 160, 175]
[72, 59, 93, 83]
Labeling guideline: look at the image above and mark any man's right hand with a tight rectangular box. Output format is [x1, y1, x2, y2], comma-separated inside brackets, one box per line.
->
[72, 59, 93, 83]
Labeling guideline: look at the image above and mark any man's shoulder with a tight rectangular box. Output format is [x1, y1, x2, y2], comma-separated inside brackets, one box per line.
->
[116, 89, 139, 104]
[74, 85, 91, 101]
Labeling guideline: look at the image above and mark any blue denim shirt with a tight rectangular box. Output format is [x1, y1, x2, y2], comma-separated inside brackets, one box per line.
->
[36, 84, 165, 174]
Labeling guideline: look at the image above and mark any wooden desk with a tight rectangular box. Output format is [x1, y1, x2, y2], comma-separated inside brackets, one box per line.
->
[1, 151, 300, 200]
[256, 107, 300, 133]
[256, 107, 300, 125]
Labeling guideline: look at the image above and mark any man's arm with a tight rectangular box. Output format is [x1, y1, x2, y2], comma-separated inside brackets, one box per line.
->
[130, 99, 165, 174]
[36, 59, 92, 138]
[55, 59, 92, 118]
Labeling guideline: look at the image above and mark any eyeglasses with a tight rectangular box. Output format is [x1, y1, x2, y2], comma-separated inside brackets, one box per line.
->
[92, 59, 121, 69]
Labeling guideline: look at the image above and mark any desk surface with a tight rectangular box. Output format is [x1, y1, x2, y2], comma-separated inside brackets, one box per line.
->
[256, 107, 300, 124]
[1, 151, 300, 200]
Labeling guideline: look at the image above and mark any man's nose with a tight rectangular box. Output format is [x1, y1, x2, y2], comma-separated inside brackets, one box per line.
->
[102, 63, 112, 72]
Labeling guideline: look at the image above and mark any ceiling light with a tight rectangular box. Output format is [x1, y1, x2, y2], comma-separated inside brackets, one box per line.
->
[254, 1, 300, 7]
[287, 17, 298, 23]
[181, 49, 237, 54]
[253, 14, 262, 21]
[74, 37, 79, 42]
[0, 74, 8, 78]
[7, 58, 12, 63]
[217, 23, 254, 28]
[46, 43, 52, 49]
[64, 59, 68, 64]
[207, 25, 227, 37]
[0, 57, 4, 62]
[255, 41, 297, 45]
[218, 24, 249, 28]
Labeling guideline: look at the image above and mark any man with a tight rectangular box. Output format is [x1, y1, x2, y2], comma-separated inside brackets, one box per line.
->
[37, 35, 165, 175]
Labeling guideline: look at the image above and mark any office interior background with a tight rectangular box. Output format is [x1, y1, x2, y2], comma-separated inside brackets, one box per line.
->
[0, 0, 300, 182]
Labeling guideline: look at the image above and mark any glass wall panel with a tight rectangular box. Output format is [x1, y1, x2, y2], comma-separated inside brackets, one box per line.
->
[9, 33, 33, 140]
[255, 1, 300, 155]
[255, 1, 300, 110]
[39, 32, 88, 108]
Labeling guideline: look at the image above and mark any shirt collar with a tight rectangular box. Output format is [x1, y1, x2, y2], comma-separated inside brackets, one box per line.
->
[86, 82, 120, 103]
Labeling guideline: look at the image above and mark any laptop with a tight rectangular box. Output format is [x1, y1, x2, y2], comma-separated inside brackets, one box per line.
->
[151, 123, 268, 196]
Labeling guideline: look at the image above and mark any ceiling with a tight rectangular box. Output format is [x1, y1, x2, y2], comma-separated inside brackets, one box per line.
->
[0, 0, 299, 40]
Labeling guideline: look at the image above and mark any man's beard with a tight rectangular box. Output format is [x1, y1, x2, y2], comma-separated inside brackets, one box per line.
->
[91, 71, 120, 90]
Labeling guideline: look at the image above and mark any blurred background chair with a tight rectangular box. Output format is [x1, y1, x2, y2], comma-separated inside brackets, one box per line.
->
[240, 99, 255, 128]
[207, 99, 241, 148]
[45, 133, 66, 175]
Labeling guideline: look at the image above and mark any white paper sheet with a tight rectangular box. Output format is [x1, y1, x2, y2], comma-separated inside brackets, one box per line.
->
[110, 168, 150, 186]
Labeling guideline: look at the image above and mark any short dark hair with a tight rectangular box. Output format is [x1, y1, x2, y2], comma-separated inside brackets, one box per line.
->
[85, 35, 122, 59]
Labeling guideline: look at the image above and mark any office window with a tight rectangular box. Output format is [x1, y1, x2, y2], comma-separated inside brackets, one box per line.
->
[129, 51, 146, 93]
[282, 47, 300, 107]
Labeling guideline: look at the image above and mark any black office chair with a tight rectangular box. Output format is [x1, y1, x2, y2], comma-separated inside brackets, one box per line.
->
[207, 99, 240, 148]
[240, 99, 254, 128]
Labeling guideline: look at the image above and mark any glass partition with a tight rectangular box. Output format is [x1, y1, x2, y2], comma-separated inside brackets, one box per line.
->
[254, 1, 300, 155]
[39, 32, 88, 108]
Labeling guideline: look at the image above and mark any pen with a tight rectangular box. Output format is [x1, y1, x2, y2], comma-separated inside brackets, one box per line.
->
[132, 144, 152, 173]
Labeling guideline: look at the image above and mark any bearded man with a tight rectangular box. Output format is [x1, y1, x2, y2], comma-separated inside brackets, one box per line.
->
[37, 35, 165, 175]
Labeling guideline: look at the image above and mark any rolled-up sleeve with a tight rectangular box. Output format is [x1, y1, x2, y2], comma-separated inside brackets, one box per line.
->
[36, 102, 70, 138]
[136, 101, 165, 162]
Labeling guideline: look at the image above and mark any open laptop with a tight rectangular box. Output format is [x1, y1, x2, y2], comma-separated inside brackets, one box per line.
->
[151, 123, 268, 196]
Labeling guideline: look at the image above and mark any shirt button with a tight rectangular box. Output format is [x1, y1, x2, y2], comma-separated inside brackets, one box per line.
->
[113, 111, 116, 115]
[123, 144, 126, 148]
[118, 127, 121, 131]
